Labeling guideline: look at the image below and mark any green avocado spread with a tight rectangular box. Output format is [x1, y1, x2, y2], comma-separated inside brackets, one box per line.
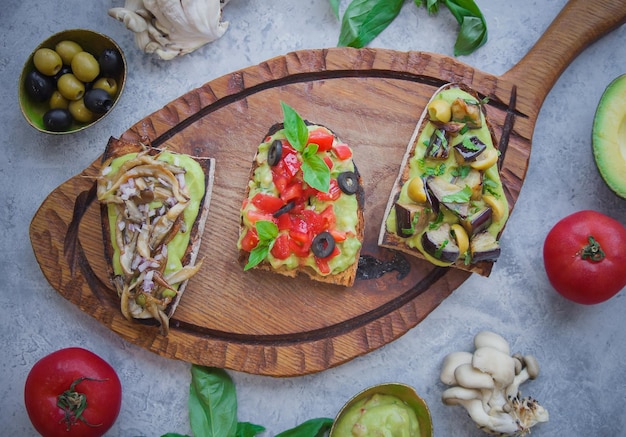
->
[385, 87, 509, 267]
[333, 393, 420, 437]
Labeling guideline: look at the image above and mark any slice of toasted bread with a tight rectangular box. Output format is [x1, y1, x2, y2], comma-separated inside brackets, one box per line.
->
[238, 121, 364, 287]
[98, 137, 215, 334]
[378, 83, 509, 277]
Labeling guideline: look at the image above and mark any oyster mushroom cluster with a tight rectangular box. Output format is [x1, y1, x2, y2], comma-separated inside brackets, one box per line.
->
[440, 331, 549, 436]
[109, 0, 231, 60]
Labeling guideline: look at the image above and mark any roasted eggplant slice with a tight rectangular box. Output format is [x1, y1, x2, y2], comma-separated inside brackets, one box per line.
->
[461, 207, 493, 236]
[453, 168, 483, 201]
[454, 136, 487, 162]
[470, 231, 501, 262]
[395, 202, 429, 238]
[425, 128, 451, 159]
[421, 223, 460, 263]
[426, 176, 470, 218]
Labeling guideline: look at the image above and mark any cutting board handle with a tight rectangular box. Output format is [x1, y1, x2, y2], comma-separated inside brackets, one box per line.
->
[502, 0, 626, 109]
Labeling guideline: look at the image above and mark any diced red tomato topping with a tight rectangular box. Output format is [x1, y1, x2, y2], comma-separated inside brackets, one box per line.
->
[282, 152, 302, 178]
[333, 144, 352, 160]
[246, 209, 274, 225]
[280, 182, 303, 203]
[270, 234, 291, 260]
[323, 155, 334, 170]
[316, 179, 341, 202]
[251, 193, 284, 214]
[307, 128, 335, 152]
[240, 229, 259, 251]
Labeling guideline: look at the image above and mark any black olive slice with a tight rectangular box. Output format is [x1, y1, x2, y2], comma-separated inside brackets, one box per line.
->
[311, 231, 336, 258]
[272, 200, 295, 218]
[337, 171, 359, 194]
[267, 139, 283, 166]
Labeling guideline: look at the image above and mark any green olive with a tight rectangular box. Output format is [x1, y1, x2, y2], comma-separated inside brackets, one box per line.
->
[57, 73, 85, 101]
[49, 90, 69, 109]
[68, 98, 95, 123]
[407, 176, 427, 203]
[71, 51, 100, 83]
[92, 77, 118, 96]
[55, 40, 83, 65]
[33, 48, 63, 76]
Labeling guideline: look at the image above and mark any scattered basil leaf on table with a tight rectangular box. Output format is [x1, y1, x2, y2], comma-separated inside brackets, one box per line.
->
[188, 366, 239, 437]
[275, 418, 334, 437]
[332, 0, 487, 55]
[337, 0, 404, 48]
[236, 422, 267, 437]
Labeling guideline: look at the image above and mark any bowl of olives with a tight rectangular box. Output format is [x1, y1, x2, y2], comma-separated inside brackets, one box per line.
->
[19, 29, 126, 134]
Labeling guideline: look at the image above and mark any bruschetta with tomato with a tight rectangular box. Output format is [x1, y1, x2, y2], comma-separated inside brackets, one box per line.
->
[238, 102, 364, 286]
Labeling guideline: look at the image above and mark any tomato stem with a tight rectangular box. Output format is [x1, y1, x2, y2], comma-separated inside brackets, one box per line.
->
[580, 236, 605, 262]
[57, 377, 107, 430]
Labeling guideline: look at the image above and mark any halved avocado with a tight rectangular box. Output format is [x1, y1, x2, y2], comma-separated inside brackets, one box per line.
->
[592, 74, 626, 199]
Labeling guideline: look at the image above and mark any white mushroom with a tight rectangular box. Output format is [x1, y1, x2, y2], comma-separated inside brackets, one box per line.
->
[109, 0, 231, 60]
[439, 331, 549, 436]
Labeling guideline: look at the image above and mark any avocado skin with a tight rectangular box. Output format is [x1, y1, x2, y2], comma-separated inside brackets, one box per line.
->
[592, 74, 626, 199]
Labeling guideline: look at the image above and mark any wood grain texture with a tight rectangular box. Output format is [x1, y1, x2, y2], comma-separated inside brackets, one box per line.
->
[30, 0, 626, 376]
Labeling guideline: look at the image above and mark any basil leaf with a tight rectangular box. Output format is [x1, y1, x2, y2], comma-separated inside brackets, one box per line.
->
[161, 434, 190, 437]
[442, 185, 473, 203]
[328, 0, 341, 19]
[338, 0, 404, 48]
[245, 242, 269, 271]
[281, 102, 309, 152]
[443, 0, 487, 55]
[188, 366, 238, 437]
[275, 418, 334, 437]
[302, 153, 331, 193]
[256, 220, 279, 241]
[236, 422, 266, 437]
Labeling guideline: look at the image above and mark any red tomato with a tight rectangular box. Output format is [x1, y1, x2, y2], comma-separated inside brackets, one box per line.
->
[241, 229, 260, 251]
[316, 179, 342, 202]
[24, 348, 122, 437]
[251, 192, 284, 214]
[270, 234, 291, 259]
[333, 144, 353, 160]
[307, 128, 335, 152]
[543, 210, 626, 304]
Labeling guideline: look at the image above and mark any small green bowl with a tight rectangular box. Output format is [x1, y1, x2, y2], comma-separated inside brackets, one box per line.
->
[329, 383, 433, 437]
[19, 29, 126, 134]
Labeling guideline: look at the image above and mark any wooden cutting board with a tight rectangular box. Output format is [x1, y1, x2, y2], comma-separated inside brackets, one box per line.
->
[30, 0, 625, 376]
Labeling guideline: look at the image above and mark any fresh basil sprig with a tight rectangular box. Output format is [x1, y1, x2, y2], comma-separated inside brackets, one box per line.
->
[275, 418, 334, 437]
[280, 102, 331, 193]
[244, 220, 279, 271]
[333, 0, 488, 56]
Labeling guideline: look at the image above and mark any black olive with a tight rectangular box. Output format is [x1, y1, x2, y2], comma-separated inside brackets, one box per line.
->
[267, 139, 283, 166]
[83, 88, 113, 114]
[24, 69, 54, 102]
[43, 108, 72, 132]
[53, 65, 72, 82]
[311, 231, 336, 258]
[337, 171, 359, 195]
[98, 48, 124, 77]
[272, 200, 295, 218]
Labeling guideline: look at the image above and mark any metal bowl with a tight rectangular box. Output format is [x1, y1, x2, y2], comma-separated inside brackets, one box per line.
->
[329, 383, 433, 437]
[18, 29, 126, 134]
